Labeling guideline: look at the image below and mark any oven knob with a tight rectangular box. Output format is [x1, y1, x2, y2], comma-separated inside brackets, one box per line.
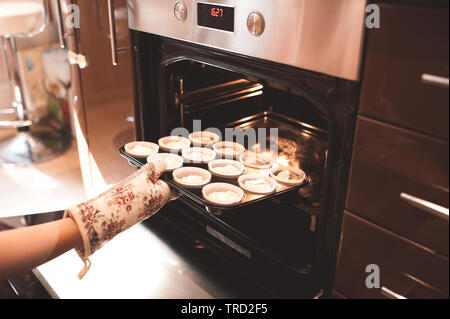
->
[247, 12, 265, 36]
[174, 1, 187, 22]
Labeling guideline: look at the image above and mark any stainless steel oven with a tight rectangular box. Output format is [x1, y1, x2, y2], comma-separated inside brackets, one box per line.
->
[125, 0, 367, 298]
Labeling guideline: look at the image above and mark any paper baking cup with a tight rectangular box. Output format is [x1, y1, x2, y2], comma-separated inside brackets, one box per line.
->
[208, 159, 245, 179]
[158, 136, 191, 152]
[189, 131, 220, 147]
[172, 167, 212, 188]
[238, 174, 277, 194]
[147, 153, 183, 172]
[202, 183, 244, 206]
[270, 166, 306, 186]
[239, 152, 274, 169]
[124, 141, 159, 158]
[212, 141, 246, 159]
[182, 147, 217, 164]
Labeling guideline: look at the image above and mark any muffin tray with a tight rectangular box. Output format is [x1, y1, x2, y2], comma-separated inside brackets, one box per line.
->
[119, 146, 310, 211]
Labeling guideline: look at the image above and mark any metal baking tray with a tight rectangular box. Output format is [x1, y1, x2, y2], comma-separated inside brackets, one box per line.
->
[119, 146, 310, 211]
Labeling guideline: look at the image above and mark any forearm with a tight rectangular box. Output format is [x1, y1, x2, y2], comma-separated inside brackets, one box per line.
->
[0, 159, 173, 280]
[0, 218, 82, 280]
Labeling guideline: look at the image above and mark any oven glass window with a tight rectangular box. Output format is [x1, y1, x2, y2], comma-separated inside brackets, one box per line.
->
[157, 60, 330, 269]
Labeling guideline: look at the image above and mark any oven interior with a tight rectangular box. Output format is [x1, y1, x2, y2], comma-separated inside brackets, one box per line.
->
[155, 60, 330, 274]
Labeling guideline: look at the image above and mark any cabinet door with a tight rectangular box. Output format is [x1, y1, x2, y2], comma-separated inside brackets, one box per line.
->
[346, 116, 449, 256]
[67, 0, 135, 187]
[334, 212, 448, 299]
[359, 2, 449, 140]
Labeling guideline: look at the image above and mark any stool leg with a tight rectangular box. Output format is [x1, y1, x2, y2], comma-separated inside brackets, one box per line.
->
[0, 35, 32, 128]
[0, 36, 70, 167]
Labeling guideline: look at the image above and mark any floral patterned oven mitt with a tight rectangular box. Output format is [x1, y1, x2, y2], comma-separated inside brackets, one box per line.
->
[64, 159, 177, 279]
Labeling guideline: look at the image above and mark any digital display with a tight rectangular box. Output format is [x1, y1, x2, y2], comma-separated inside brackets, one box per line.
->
[197, 3, 234, 32]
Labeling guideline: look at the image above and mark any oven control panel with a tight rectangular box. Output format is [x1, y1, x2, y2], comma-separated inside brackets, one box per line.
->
[174, 1, 265, 37]
[129, 0, 367, 81]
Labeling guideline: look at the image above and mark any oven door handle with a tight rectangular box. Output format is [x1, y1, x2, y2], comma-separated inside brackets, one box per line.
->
[400, 193, 449, 222]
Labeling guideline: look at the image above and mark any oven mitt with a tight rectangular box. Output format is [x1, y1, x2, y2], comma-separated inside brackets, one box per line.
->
[64, 158, 178, 279]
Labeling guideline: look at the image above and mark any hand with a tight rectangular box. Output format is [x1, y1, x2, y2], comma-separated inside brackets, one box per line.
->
[65, 158, 176, 278]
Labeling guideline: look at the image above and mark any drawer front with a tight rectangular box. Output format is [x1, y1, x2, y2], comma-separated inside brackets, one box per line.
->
[359, 3, 449, 140]
[334, 212, 449, 299]
[346, 117, 449, 256]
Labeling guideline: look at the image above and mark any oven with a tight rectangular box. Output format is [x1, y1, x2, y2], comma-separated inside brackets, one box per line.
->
[125, 0, 367, 298]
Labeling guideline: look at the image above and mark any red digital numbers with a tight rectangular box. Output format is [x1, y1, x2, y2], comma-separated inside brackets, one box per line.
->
[211, 7, 223, 18]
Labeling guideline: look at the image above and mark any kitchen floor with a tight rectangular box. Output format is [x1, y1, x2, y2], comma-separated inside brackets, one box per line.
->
[0, 273, 51, 299]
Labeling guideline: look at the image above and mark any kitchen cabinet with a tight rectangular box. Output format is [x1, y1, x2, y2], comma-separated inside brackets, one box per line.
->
[335, 212, 448, 299]
[63, 0, 136, 191]
[347, 117, 448, 256]
[333, 0, 449, 299]
[359, 2, 449, 140]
